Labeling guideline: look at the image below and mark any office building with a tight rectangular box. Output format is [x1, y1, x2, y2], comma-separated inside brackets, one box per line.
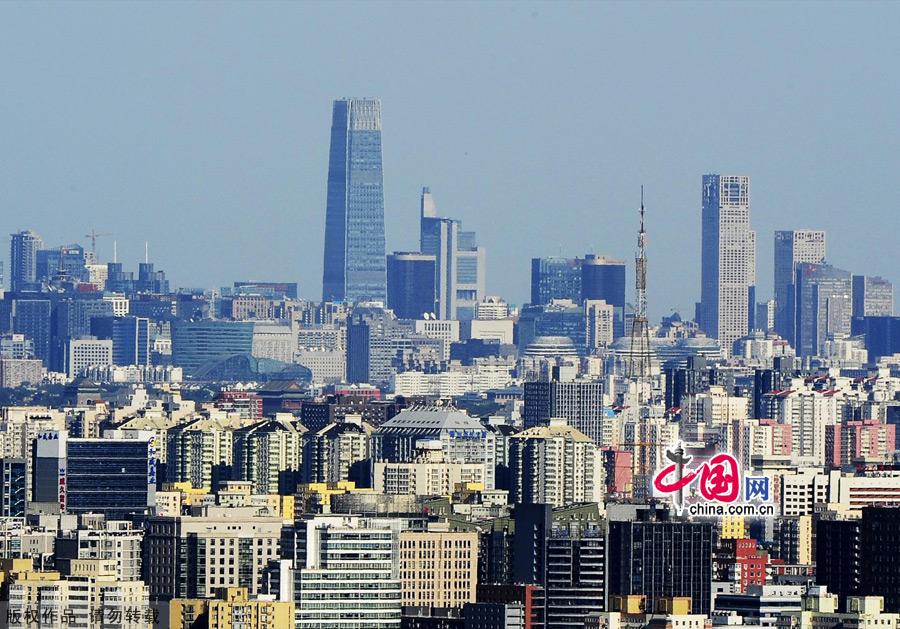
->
[523, 378, 605, 444]
[65, 336, 113, 378]
[795, 262, 852, 357]
[517, 300, 587, 351]
[698, 175, 756, 356]
[852, 275, 894, 317]
[292, 515, 402, 628]
[531, 257, 582, 306]
[774, 230, 826, 343]
[0, 458, 26, 517]
[420, 187, 486, 320]
[508, 418, 601, 508]
[11, 298, 52, 365]
[585, 299, 615, 349]
[9, 230, 43, 292]
[371, 407, 496, 489]
[91, 315, 151, 366]
[322, 97, 387, 303]
[143, 511, 284, 600]
[387, 252, 436, 319]
[608, 517, 714, 614]
[32, 430, 156, 518]
[852, 315, 900, 363]
[171, 320, 254, 376]
[35, 243, 87, 284]
[400, 530, 478, 608]
[581, 255, 626, 338]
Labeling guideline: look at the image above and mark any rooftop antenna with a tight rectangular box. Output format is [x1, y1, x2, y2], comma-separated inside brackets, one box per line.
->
[144, 241, 149, 264]
[113, 240, 118, 264]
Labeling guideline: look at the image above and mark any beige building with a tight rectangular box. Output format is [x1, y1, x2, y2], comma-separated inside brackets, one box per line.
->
[372, 441, 485, 496]
[170, 586, 294, 629]
[143, 509, 285, 599]
[399, 529, 478, 609]
[4, 558, 150, 629]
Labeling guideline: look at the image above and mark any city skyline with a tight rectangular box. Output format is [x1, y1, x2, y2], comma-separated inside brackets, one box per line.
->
[1, 3, 899, 319]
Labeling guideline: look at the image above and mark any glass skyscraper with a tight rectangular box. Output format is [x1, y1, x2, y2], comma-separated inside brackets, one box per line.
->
[322, 98, 387, 304]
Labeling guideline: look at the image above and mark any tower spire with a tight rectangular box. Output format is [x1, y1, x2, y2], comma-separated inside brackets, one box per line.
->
[627, 186, 653, 380]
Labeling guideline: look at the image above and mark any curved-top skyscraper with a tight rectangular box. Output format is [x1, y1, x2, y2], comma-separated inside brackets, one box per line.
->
[322, 98, 387, 304]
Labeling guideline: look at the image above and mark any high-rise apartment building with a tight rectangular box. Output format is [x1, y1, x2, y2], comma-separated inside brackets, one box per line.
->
[523, 378, 606, 445]
[508, 418, 601, 508]
[386, 252, 436, 319]
[9, 230, 43, 292]
[774, 230, 826, 344]
[852, 275, 894, 318]
[322, 98, 387, 303]
[698, 175, 756, 356]
[420, 188, 485, 320]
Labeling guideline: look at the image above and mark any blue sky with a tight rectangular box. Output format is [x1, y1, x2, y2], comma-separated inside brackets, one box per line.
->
[1, 2, 897, 318]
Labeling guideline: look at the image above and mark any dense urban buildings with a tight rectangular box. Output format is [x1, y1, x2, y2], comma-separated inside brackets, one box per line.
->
[1, 90, 898, 629]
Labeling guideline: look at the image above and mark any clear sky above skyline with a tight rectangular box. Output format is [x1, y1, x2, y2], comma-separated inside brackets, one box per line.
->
[1, 2, 898, 319]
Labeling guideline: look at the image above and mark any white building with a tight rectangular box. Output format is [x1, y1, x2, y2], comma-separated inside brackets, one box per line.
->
[294, 515, 401, 628]
[66, 337, 113, 378]
[699, 174, 756, 357]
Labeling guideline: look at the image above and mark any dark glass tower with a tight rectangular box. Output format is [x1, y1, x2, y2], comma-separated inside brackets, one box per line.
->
[386, 252, 436, 319]
[322, 98, 387, 304]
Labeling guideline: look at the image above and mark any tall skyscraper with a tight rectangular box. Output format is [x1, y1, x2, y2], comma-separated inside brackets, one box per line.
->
[9, 230, 43, 292]
[386, 252, 436, 319]
[773, 230, 826, 344]
[322, 98, 386, 304]
[795, 262, 852, 357]
[698, 175, 756, 357]
[581, 255, 626, 339]
[420, 187, 485, 320]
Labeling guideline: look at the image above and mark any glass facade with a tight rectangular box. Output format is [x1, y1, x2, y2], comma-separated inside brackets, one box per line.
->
[581, 255, 626, 339]
[65, 440, 152, 518]
[386, 253, 436, 319]
[531, 257, 582, 306]
[322, 98, 387, 304]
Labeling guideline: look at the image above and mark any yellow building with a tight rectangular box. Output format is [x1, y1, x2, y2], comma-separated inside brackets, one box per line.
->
[399, 529, 478, 608]
[295, 480, 373, 512]
[720, 516, 748, 540]
[170, 587, 294, 629]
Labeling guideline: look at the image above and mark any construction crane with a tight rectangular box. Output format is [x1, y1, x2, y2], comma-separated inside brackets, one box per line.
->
[85, 229, 112, 258]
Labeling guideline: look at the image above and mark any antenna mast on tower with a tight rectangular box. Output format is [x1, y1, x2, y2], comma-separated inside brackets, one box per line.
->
[627, 186, 653, 379]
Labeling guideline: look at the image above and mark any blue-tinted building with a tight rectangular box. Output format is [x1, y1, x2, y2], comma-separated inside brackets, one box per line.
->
[36, 244, 87, 283]
[581, 255, 626, 339]
[0, 458, 27, 518]
[322, 98, 387, 304]
[171, 320, 254, 376]
[92, 315, 151, 366]
[531, 257, 582, 306]
[386, 252, 436, 319]
[852, 316, 900, 363]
